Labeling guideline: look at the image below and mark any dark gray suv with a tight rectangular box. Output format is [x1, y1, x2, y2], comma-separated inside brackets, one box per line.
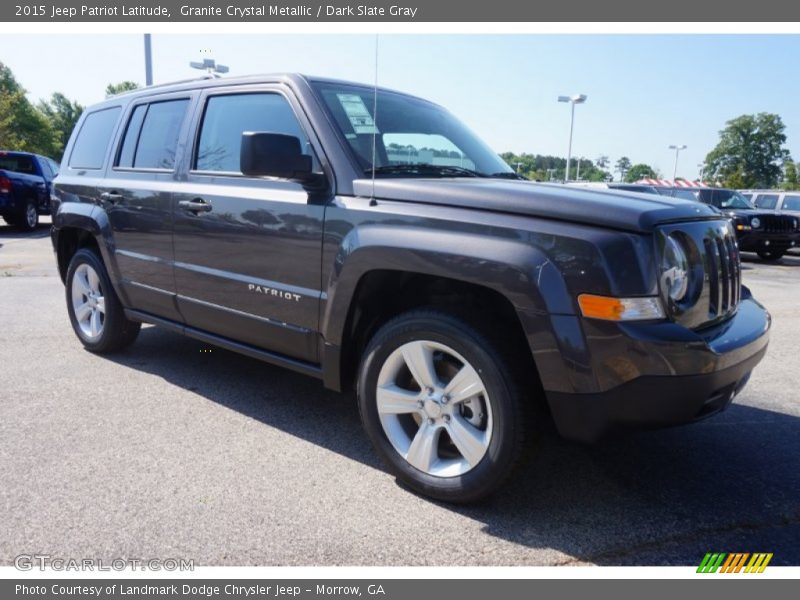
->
[51, 74, 771, 502]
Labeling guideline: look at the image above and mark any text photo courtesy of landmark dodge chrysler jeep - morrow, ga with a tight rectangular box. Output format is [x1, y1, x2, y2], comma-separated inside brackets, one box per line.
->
[50, 74, 770, 502]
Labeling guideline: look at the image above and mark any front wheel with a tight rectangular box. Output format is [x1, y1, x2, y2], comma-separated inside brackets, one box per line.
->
[357, 310, 535, 503]
[65, 248, 141, 353]
[756, 248, 785, 261]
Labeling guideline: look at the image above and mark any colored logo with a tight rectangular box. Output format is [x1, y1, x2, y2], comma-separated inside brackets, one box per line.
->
[697, 553, 773, 573]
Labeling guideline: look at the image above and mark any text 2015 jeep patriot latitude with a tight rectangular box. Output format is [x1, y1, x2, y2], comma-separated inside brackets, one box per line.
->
[52, 74, 770, 502]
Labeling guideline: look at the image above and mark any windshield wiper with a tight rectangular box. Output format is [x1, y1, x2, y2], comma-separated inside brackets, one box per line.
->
[365, 164, 488, 178]
[490, 171, 527, 180]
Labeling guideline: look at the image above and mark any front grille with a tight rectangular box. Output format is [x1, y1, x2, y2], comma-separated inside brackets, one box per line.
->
[760, 214, 795, 234]
[703, 227, 741, 320]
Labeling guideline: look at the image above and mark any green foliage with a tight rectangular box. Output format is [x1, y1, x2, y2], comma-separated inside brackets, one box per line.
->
[105, 81, 140, 97]
[37, 92, 84, 159]
[704, 113, 790, 189]
[0, 61, 58, 157]
[500, 152, 611, 182]
[783, 160, 799, 191]
[615, 156, 632, 181]
[625, 163, 658, 183]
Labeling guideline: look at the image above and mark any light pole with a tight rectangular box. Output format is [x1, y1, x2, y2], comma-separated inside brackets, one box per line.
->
[190, 57, 230, 77]
[143, 34, 153, 86]
[558, 94, 587, 182]
[669, 144, 687, 180]
[576, 156, 584, 181]
[697, 162, 705, 182]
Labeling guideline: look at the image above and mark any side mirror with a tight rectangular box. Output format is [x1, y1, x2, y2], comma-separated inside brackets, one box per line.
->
[240, 132, 314, 182]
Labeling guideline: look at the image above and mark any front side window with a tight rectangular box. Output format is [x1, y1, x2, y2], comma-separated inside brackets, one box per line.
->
[69, 107, 121, 169]
[311, 82, 513, 178]
[116, 99, 189, 170]
[195, 93, 309, 173]
[754, 194, 779, 209]
[699, 189, 754, 209]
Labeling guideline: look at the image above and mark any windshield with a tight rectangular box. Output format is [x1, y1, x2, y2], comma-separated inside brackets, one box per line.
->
[311, 82, 513, 178]
[697, 189, 755, 210]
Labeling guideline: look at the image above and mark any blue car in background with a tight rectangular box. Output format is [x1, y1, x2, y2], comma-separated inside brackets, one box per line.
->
[0, 150, 60, 231]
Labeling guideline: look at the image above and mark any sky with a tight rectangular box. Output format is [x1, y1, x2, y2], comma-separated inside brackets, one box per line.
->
[1, 33, 799, 179]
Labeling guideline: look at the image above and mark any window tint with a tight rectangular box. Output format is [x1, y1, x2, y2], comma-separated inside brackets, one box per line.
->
[754, 194, 779, 209]
[131, 100, 189, 169]
[116, 104, 147, 168]
[69, 107, 121, 169]
[783, 195, 800, 211]
[0, 154, 36, 174]
[196, 93, 308, 173]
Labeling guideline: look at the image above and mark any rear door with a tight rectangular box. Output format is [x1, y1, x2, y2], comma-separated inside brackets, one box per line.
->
[99, 92, 196, 321]
[172, 85, 327, 363]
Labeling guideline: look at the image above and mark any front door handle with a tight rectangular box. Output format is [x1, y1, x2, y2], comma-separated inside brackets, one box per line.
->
[178, 198, 213, 214]
[100, 191, 123, 204]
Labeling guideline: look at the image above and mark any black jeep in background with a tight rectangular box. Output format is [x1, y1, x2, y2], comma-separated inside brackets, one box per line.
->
[50, 74, 771, 502]
[0, 150, 59, 230]
[654, 186, 800, 261]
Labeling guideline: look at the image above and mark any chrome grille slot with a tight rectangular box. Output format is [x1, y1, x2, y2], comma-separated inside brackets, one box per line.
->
[762, 214, 794, 234]
[716, 237, 730, 312]
[704, 237, 720, 317]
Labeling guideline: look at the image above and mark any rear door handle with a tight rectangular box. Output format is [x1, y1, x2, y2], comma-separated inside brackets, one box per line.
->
[178, 198, 213, 214]
[100, 191, 123, 203]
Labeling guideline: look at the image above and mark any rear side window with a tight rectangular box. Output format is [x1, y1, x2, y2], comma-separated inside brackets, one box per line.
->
[116, 99, 189, 170]
[69, 107, 121, 169]
[783, 195, 800, 211]
[195, 93, 309, 173]
[0, 154, 36, 174]
[754, 194, 779, 209]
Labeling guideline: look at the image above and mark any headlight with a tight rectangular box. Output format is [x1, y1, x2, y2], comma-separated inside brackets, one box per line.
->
[751, 217, 761, 228]
[661, 236, 689, 302]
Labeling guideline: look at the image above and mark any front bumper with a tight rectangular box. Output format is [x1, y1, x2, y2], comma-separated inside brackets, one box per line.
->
[546, 289, 771, 443]
[736, 230, 800, 252]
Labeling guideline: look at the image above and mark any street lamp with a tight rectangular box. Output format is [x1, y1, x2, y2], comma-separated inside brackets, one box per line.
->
[190, 57, 229, 77]
[669, 144, 687, 180]
[558, 94, 588, 182]
[697, 162, 705, 182]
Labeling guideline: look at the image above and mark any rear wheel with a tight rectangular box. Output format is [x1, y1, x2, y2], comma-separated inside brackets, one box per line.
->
[756, 248, 785, 261]
[65, 248, 140, 353]
[18, 200, 39, 231]
[357, 309, 536, 503]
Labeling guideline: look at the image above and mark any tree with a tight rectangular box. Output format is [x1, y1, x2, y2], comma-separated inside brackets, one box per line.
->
[0, 61, 57, 156]
[625, 163, 658, 183]
[615, 156, 632, 181]
[595, 155, 610, 170]
[37, 92, 83, 159]
[105, 81, 140, 97]
[704, 113, 790, 189]
[784, 160, 799, 191]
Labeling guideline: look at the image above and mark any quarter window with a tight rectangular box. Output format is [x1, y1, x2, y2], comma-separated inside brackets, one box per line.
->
[69, 107, 121, 169]
[116, 99, 189, 170]
[195, 93, 310, 173]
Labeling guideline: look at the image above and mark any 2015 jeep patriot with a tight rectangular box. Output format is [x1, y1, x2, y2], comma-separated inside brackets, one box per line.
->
[51, 74, 771, 502]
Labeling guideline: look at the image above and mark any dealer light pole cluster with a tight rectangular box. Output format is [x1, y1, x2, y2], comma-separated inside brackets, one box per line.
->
[558, 94, 587, 182]
[669, 144, 687, 180]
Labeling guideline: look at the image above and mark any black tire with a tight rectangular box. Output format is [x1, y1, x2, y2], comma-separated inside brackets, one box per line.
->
[756, 248, 785, 261]
[357, 309, 537, 503]
[17, 199, 39, 232]
[65, 247, 140, 353]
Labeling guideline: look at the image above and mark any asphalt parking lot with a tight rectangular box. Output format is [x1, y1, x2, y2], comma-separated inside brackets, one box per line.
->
[1, 219, 798, 567]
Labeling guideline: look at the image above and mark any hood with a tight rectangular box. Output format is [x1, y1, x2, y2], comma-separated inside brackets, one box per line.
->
[352, 179, 720, 233]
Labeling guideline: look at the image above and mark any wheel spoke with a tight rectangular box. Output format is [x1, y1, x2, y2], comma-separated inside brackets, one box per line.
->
[447, 414, 487, 467]
[376, 385, 421, 415]
[443, 363, 484, 404]
[76, 271, 92, 296]
[89, 309, 102, 337]
[401, 341, 438, 390]
[95, 296, 106, 314]
[87, 268, 100, 293]
[406, 421, 440, 472]
[75, 302, 92, 322]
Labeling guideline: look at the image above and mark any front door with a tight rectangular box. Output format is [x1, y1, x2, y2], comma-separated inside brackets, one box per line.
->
[172, 87, 326, 363]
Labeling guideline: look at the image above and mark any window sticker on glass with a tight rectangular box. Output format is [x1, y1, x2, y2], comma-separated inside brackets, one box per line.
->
[337, 93, 379, 134]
